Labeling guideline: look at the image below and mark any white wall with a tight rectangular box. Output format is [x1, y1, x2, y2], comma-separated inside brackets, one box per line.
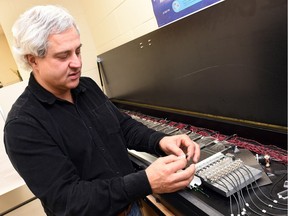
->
[0, 0, 101, 86]
[0, 0, 159, 87]
[0, 33, 20, 87]
[81, 0, 158, 55]
[0, 80, 32, 214]
[0, 80, 28, 120]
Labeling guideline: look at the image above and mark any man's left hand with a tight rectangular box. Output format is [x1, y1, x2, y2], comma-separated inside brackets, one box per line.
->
[159, 134, 200, 164]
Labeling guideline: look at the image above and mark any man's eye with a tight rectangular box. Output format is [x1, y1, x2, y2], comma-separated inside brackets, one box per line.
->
[57, 54, 69, 59]
[76, 49, 81, 56]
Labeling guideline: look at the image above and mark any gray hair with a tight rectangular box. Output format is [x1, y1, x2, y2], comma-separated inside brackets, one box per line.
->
[12, 5, 80, 70]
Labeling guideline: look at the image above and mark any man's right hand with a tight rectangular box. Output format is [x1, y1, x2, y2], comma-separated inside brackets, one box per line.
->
[145, 154, 196, 194]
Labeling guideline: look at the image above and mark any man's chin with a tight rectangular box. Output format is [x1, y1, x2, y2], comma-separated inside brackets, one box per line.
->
[69, 78, 80, 89]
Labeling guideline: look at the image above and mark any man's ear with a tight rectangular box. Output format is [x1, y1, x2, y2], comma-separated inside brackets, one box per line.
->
[26, 55, 37, 67]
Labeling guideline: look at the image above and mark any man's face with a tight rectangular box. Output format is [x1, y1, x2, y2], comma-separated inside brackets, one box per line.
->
[31, 27, 82, 98]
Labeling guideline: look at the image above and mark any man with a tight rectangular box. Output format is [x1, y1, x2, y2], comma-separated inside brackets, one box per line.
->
[4, 5, 200, 216]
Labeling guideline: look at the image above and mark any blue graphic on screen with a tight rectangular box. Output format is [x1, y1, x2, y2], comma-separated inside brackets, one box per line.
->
[172, 0, 202, 13]
[152, 0, 223, 27]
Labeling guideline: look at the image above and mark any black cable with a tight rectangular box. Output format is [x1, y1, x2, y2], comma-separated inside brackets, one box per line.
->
[225, 173, 244, 212]
[219, 177, 241, 215]
[241, 166, 288, 207]
[232, 170, 252, 216]
[224, 134, 237, 141]
[241, 166, 287, 216]
[269, 173, 287, 204]
[249, 180, 287, 211]
[217, 179, 239, 215]
[228, 171, 246, 212]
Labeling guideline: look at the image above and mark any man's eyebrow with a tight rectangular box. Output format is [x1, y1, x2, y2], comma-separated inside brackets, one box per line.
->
[54, 44, 82, 55]
[76, 44, 82, 50]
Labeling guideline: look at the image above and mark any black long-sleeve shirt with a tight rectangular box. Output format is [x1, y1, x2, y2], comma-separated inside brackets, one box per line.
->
[4, 74, 166, 216]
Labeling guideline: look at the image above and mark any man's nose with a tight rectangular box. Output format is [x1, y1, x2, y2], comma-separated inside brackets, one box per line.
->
[69, 53, 82, 68]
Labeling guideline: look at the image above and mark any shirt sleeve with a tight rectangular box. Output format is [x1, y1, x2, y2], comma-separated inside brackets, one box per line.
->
[4, 117, 151, 216]
[107, 100, 167, 156]
[84, 77, 167, 156]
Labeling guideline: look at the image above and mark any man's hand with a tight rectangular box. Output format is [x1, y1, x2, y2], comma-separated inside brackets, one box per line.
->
[159, 134, 200, 163]
[145, 154, 196, 194]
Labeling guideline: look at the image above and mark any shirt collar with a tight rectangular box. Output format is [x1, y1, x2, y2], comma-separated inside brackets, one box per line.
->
[27, 73, 86, 105]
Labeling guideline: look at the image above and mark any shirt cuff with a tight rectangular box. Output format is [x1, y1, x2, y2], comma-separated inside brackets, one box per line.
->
[150, 131, 167, 156]
[123, 170, 152, 201]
